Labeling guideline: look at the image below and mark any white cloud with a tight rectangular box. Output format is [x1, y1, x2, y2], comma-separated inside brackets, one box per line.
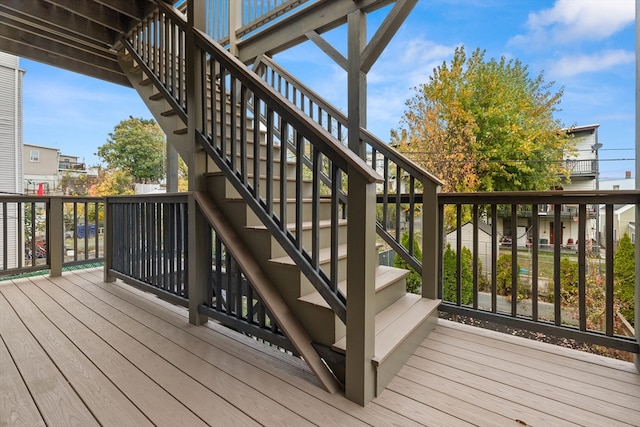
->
[511, 0, 634, 46]
[547, 49, 634, 77]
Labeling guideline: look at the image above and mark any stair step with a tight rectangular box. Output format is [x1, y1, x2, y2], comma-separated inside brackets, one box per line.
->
[174, 127, 187, 135]
[331, 293, 439, 358]
[270, 243, 347, 267]
[161, 108, 177, 117]
[140, 76, 152, 86]
[299, 265, 408, 308]
[149, 92, 165, 101]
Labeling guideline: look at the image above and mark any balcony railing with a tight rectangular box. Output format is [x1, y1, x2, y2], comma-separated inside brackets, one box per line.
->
[0, 195, 104, 278]
[438, 190, 639, 354]
[59, 161, 86, 171]
[565, 158, 597, 176]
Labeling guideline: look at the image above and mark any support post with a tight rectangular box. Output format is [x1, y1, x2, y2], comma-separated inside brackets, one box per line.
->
[634, 0, 640, 373]
[345, 172, 376, 406]
[421, 180, 439, 300]
[186, 0, 209, 325]
[229, 0, 241, 57]
[103, 197, 115, 282]
[347, 9, 366, 158]
[48, 197, 63, 277]
[166, 141, 179, 192]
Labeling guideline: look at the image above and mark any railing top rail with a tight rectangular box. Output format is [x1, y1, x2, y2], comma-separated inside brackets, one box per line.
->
[438, 190, 640, 204]
[258, 56, 443, 186]
[237, 0, 310, 39]
[105, 193, 189, 204]
[155, 0, 381, 184]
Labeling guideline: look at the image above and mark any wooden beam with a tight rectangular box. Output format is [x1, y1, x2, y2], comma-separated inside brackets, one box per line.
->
[93, 0, 145, 20]
[0, 0, 118, 47]
[0, 37, 130, 87]
[237, 0, 394, 63]
[361, 0, 418, 73]
[0, 12, 115, 61]
[305, 31, 348, 71]
[42, 0, 128, 33]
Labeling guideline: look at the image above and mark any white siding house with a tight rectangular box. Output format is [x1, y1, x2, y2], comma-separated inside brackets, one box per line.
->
[0, 52, 25, 269]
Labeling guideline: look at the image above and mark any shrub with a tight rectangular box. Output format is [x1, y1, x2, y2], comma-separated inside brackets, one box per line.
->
[394, 232, 422, 294]
[442, 243, 473, 305]
[614, 234, 635, 325]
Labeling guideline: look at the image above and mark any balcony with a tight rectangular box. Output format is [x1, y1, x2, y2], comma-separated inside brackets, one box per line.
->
[1, 192, 638, 425]
[59, 161, 86, 171]
[565, 158, 598, 177]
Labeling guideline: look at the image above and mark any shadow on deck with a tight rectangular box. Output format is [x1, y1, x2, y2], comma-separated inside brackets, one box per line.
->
[1, 268, 638, 426]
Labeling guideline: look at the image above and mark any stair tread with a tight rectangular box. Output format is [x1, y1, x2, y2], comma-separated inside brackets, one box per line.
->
[247, 218, 347, 232]
[270, 243, 347, 266]
[299, 265, 409, 307]
[331, 294, 440, 364]
[210, 171, 310, 182]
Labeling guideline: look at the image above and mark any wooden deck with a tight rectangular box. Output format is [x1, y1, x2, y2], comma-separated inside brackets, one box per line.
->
[1, 268, 638, 427]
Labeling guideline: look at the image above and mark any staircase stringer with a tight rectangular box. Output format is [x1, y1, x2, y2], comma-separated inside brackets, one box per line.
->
[193, 191, 341, 394]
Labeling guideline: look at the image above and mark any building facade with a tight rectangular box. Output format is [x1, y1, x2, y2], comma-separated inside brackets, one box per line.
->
[0, 52, 25, 268]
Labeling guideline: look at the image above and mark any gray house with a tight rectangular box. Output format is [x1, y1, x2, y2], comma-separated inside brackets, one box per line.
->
[0, 52, 24, 269]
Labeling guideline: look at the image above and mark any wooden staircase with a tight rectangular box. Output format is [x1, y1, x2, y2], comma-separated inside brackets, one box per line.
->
[117, 24, 439, 401]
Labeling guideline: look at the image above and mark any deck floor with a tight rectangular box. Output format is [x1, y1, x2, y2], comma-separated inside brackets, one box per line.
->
[1, 268, 638, 426]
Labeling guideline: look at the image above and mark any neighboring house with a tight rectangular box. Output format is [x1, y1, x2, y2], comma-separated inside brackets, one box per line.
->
[0, 52, 25, 269]
[600, 204, 636, 247]
[497, 125, 600, 249]
[445, 221, 497, 280]
[23, 143, 90, 195]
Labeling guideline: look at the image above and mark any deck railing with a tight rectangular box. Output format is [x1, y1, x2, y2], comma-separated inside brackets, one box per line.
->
[254, 55, 443, 297]
[0, 196, 104, 278]
[106, 194, 189, 306]
[438, 191, 639, 354]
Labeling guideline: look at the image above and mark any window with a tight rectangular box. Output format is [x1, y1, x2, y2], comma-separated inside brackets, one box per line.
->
[613, 185, 620, 191]
[30, 149, 39, 162]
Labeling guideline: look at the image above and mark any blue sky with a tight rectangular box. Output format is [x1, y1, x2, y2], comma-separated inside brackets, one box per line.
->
[20, 0, 635, 181]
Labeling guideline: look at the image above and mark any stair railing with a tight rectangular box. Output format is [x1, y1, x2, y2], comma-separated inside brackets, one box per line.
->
[254, 55, 443, 296]
[125, 2, 382, 323]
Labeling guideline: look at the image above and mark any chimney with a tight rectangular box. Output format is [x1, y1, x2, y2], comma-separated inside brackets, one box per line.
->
[625, 171, 631, 179]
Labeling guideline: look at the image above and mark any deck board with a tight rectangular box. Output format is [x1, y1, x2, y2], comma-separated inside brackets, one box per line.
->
[2, 268, 639, 427]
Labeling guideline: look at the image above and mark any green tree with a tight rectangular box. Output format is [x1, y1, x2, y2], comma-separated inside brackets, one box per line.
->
[96, 117, 165, 183]
[442, 244, 473, 305]
[614, 233, 635, 325]
[394, 232, 422, 294]
[391, 46, 573, 193]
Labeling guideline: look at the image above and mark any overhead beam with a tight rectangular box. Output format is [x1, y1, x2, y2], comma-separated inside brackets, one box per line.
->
[0, 0, 118, 47]
[93, 0, 145, 20]
[43, 0, 128, 33]
[236, 0, 394, 63]
[0, 37, 130, 86]
[0, 11, 115, 59]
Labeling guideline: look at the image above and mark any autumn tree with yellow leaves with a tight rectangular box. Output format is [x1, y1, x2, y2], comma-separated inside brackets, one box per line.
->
[392, 46, 574, 193]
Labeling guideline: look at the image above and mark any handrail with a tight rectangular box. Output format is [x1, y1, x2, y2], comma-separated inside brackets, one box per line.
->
[254, 54, 442, 283]
[133, 1, 383, 323]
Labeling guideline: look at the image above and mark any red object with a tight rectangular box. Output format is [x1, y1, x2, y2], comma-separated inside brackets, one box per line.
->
[37, 183, 44, 196]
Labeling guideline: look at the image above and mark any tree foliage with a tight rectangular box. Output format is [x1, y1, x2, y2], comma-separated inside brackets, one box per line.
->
[391, 46, 574, 193]
[614, 233, 635, 325]
[89, 169, 134, 196]
[96, 117, 165, 183]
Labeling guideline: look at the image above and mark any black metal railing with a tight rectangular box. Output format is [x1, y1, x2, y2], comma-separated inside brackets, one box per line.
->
[0, 196, 104, 278]
[566, 159, 597, 176]
[199, 209, 293, 353]
[107, 194, 189, 306]
[254, 55, 442, 290]
[438, 191, 639, 353]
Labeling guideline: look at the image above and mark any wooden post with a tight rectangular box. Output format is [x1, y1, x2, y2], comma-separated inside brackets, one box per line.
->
[48, 197, 63, 277]
[186, 0, 209, 325]
[345, 173, 376, 406]
[229, 0, 241, 57]
[166, 141, 179, 193]
[103, 197, 115, 283]
[347, 9, 366, 159]
[421, 179, 439, 300]
[634, 0, 639, 373]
